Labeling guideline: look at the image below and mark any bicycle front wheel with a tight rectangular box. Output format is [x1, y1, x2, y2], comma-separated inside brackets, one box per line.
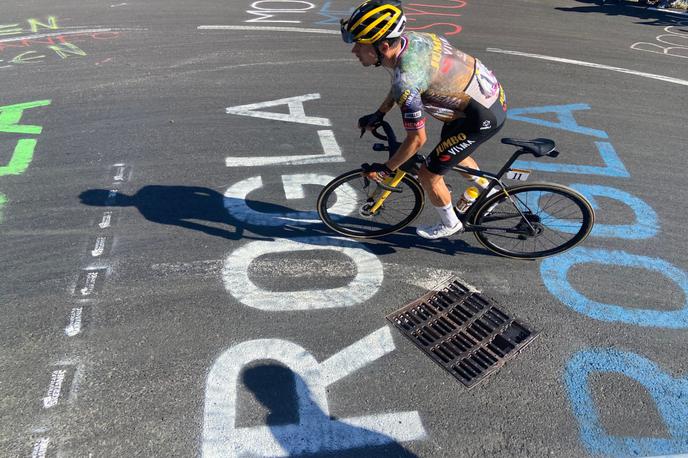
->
[317, 169, 424, 238]
[470, 183, 594, 259]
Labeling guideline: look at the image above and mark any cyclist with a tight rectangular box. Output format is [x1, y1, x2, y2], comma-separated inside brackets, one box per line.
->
[341, 0, 507, 239]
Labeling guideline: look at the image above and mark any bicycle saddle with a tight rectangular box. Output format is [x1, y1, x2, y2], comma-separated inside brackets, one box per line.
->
[501, 138, 556, 157]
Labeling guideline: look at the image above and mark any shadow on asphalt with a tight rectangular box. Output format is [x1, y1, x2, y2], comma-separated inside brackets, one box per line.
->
[241, 364, 420, 458]
[556, 0, 687, 26]
[78, 185, 495, 258]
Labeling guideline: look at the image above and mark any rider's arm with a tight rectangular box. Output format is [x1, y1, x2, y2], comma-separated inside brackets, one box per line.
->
[385, 84, 427, 171]
[385, 127, 426, 171]
[377, 91, 395, 114]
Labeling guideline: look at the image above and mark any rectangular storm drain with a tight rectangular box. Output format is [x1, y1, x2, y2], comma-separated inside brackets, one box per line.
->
[386, 277, 538, 389]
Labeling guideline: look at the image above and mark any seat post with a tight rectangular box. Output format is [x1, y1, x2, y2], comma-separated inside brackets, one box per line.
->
[494, 149, 526, 179]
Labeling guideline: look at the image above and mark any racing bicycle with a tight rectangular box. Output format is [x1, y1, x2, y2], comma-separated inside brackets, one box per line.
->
[316, 121, 595, 259]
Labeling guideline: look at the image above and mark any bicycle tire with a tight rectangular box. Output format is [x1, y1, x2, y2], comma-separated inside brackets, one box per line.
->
[317, 169, 424, 238]
[469, 183, 594, 259]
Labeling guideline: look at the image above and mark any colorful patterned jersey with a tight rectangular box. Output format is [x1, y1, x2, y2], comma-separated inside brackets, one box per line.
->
[391, 31, 505, 130]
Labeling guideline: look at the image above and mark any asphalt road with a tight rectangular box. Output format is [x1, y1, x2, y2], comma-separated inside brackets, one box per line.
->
[1, 0, 687, 456]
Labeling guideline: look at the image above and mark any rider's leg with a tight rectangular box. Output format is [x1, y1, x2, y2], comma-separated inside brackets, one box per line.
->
[416, 165, 462, 238]
[414, 99, 506, 239]
[457, 156, 479, 180]
[457, 156, 490, 189]
[418, 165, 451, 207]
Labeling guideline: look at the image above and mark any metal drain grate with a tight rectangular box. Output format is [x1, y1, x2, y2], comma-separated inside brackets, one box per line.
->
[387, 277, 538, 389]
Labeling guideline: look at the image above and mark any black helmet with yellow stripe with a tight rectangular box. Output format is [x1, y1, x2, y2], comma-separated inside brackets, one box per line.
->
[340, 0, 406, 45]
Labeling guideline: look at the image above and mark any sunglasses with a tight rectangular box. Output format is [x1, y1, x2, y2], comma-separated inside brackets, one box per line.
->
[340, 19, 356, 43]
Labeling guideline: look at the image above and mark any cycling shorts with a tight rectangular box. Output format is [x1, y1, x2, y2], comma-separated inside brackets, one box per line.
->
[425, 97, 506, 176]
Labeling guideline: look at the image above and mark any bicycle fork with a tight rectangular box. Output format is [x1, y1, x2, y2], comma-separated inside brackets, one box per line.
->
[363, 170, 407, 215]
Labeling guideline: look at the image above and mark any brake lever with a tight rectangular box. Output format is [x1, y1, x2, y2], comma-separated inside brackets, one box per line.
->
[360, 172, 402, 193]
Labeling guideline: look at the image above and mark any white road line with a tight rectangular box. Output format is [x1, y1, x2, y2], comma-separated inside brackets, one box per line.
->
[42, 370, 66, 408]
[65, 307, 83, 337]
[99, 212, 112, 229]
[486, 48, 688, 86]
[31, 437, 49, 458]
[91, 236, 106, 257]
[113, 166, 126, 181]
[198, 25, 339, 35]
[79, 271, 99, 296]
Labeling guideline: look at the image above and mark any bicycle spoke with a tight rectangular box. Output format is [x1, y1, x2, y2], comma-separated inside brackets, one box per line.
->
[319, 171, 424, 237]
[474, 185, 593, 258]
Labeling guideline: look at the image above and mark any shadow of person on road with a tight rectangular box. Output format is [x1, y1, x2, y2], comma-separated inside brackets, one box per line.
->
[556, 0, 687, 26]
[79, 185, 495, 258]
[79, 185, 301, 241]
[241, 364, 421, 458]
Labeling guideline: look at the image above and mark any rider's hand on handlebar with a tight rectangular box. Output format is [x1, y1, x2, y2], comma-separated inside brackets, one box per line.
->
[361, 162, 392, 182]
[357, 110, 385, 136]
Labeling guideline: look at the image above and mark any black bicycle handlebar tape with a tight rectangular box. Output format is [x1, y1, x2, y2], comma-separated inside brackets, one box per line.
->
[371, 121, 402, 158]
[371, 121, 395, 143]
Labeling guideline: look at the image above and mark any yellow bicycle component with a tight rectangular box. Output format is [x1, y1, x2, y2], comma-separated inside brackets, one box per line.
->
[369, 170, 407, 214]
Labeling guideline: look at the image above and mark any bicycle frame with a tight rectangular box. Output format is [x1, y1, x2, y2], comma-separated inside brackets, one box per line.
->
[318, 121, 594, 257]
[367, 147, 539, 234]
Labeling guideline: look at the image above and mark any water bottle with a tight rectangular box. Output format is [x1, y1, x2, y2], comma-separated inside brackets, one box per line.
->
[455, 186, 479, 214]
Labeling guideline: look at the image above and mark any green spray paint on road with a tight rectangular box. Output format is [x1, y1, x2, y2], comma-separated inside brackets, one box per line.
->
[0, 99, 51, 221]
[0, 192, 5, 223]
[0, 100, 50, 136]
[0, 139, 39, 176]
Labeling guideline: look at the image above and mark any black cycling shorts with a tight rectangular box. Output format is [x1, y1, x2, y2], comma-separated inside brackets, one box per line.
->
[425, 97, 506, 176]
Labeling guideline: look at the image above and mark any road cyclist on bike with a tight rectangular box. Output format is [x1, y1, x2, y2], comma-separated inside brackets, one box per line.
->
[341, 0, 508, 239]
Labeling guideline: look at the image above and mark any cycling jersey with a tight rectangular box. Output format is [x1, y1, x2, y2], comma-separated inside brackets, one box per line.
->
[391, 31, 507, 131]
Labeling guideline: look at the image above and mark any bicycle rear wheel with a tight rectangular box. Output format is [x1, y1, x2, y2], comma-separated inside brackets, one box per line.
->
[470, 183, 594, 259]
[317, 169, 424, 238]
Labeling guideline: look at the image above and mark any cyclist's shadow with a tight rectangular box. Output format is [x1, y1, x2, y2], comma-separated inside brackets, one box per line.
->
[79, 185, 492, 257]
[78, 185, 325, 241]
[556, 0, 686, 24]
[240, 364, 420, 457]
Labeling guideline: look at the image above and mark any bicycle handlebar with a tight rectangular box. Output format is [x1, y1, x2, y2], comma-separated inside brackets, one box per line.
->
[370, 121, 397, 144]
[367, 121, 402, 159]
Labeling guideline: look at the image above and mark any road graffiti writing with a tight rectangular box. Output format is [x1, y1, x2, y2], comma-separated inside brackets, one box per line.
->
[509, 103, 688, 455]
[0, 99, 51, 223]
[631, 20, 688, 59]
[405, 0, 466, 36]
[565, 349, 688, 456]
[242, 0, 466, 35]
[0, 16, 59, 35]
[316, 0, 351, 25]
[200, 93, 427, 455]
[223, 237, 384, 310]
[315, 0, 466, 35]
[203, 330, 426, 456]
[244, 0, 316, 23]
[0, 16, 120, 67]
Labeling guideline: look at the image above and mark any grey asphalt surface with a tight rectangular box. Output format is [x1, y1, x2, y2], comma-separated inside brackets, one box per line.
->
[1, 0, 687, 456]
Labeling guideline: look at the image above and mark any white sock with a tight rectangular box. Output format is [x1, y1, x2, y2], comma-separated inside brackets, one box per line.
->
[434, 202, 460, 228]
